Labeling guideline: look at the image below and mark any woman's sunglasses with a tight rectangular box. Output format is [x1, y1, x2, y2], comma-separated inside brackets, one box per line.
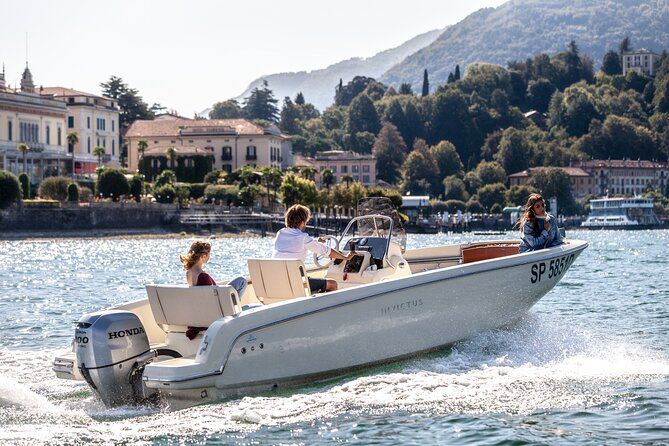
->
[533, 202, 546, 209]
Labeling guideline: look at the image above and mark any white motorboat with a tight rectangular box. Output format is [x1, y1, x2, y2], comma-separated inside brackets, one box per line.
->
[53, 202, 587, 409]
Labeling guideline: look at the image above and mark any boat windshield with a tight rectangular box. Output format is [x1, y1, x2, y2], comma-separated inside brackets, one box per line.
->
[353, 197, 407, 253]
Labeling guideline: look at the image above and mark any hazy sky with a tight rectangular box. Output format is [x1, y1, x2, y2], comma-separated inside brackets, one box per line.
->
[1, 0, 506, 115]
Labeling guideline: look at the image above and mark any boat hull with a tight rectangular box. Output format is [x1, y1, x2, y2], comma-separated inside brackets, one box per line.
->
[144, 240, 587, 407]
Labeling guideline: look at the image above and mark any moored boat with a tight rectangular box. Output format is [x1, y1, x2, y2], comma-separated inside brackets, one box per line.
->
[581, 197, 663, 230]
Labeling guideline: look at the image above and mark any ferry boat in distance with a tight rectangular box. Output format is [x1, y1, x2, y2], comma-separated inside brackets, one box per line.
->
[581, 197, 662, 229]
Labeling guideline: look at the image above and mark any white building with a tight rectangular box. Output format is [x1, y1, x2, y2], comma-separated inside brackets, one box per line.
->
[40, 87, 121, 173]
[622, 49, 661, 76]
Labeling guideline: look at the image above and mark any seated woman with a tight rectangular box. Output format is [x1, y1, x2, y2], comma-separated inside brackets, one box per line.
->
[517, 194, 563, 253]
[179, 240, 247, 339]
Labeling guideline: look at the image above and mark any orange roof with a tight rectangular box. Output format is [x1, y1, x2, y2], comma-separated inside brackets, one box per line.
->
[40, 86, 110, 100]
[125, 118, 268, 138]
[509, 167, 590, 178]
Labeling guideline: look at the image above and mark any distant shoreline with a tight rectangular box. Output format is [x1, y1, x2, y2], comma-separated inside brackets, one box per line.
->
[0, 228, 261, 242]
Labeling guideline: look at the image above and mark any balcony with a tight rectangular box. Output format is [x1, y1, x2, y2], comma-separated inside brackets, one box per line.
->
[246, 154, 257, 161]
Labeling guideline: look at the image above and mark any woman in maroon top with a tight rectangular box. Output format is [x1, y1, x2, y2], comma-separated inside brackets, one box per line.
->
[179, 240, 248, 339]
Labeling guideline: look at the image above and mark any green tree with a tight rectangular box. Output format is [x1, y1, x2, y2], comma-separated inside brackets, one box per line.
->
[401, 139, 439, 195]
[494, 128, 533, 174]
[421, 69, 429, 97]
[443, 175, 469, 201]
[97, 169, 130, 200]
[428, 89, 477, 164]
[399, 83, 413, 95]
[17, 143, 29, 173]
[372, 123, 407, 184]
[238, 184, 264, 209]
[475, 161, 507, 185]
[602, 50, 622, 75]
[129, 174, 143, 202]
[243, 80, 279, 122]
[477, 183, 507, 212]
[463, 171, 483, 195]
[527, 168, 576, 214]
[527, 78, 556, 113]
[209, 99, 243, 119]
[154, 169, 176, 187]
[454, 64, 461, 81]
[18, 173, 30, 199]
[347, 94, 380, 136]
[280, 174, 318, 207]
[341, 175, 354, 187]
[153, 184, 176, 203]
[321, 168, 335, 190]
[619, 36, 631, 59]
[0, 170, 21, 209]
[506, 185, 538, 206]
[93, 146, 106, 167]
[66, 131, 79, 178]
[431, 140, 464, 179]
[38, 176, 72, 201]
[204, 184, 239, 204]
[335, 76, 383, 106]
[67, 183, 79, 202]
[279, 96, 302, 134]
[100, 76, 154, 126]
[165, 146, 177, 170]
[300, 167, 317, 181]
[548, 85, 601, 137]
[466, 199, 485, 214]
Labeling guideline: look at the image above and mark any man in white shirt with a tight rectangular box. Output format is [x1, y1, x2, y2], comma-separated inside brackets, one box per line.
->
[273, 204, 353, 292]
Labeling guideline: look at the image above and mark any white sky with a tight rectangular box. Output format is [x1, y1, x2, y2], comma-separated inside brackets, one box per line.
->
[1, 0, 506, 115]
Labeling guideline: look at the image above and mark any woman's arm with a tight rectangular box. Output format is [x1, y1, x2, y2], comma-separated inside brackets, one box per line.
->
[523, 222, 550, 250]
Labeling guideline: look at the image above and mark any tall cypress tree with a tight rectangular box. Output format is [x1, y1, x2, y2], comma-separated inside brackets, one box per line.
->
[421, 69, 429, 97]
[454, 64, 461, 81]
[447, 73, 455, 83]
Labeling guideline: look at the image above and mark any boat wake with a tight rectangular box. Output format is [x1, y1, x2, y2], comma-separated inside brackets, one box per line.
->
[1, 315, 668, 444]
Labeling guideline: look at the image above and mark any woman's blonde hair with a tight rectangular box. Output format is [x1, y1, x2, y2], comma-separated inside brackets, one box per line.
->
[517, 193, 544, 236]
[179, 240, 211, 270]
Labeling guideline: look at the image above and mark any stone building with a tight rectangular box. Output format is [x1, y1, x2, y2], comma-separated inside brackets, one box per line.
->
[571, 159, 669, 196]
[294, 150, 377, 187]
[508, 167, 594, 198]
[124, 117, 292, 176]
[622, 49, 661, 76]
[40, 87, 120, 173]
[0, 64, 70, 180]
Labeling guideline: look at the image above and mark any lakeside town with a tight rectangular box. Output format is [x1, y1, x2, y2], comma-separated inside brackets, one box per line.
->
[1, 38, 669, 234]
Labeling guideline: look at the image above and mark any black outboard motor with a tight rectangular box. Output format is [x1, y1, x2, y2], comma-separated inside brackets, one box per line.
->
[74, 310, 156, 407]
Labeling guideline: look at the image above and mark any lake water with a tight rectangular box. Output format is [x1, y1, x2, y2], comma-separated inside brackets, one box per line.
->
[0, 231, 668, 445]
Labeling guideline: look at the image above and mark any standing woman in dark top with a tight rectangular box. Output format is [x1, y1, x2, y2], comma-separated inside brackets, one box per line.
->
[517, 193, 563, 253]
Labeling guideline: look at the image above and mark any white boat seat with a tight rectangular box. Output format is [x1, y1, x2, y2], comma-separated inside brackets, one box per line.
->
[146, 285, 240, 329]
[247, 258, 312, 304]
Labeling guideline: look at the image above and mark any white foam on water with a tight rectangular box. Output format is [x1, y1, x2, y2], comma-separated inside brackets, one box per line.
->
[1, 316, 668, 444]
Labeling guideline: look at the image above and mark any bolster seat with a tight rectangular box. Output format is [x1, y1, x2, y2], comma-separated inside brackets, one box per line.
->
[247, 259, 312, 305]
[145, 284, 240, 330]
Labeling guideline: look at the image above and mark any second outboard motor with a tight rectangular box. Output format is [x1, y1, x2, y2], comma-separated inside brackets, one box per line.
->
[74, 310, 155, 407]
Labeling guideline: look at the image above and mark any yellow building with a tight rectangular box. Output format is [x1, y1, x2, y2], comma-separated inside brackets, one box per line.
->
[294, 150, 377, 187]
[40, 87, 121, 173]
[124, 117, 292, 174]
[0, 65, 70, 180]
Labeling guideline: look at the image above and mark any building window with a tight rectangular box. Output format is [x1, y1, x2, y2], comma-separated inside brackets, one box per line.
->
[102, 138, 106, 148]
[96, 118, 106, 131]
[68, 116, 74, 128]
[46, 126, 51, 145]
[19, 122, 39, 143]
[87, 137, 91, 153]
[112, 120, 115, 132]
[246, 145, 257, 160]
[363, 175, 370, 183]
[112, 140, 115, 155]
[222, 164, 232, 174]
[222, 146, 232, 161]
[353, 175, 359, 182]
[8, 120, 12, 141]
[352, 165, 359, 173]
[58, 128, 62, 146]
[362, 165, 370, 173]
[341, 165, 348, 173]
[330, 166, 337, 173]
[87, 117, 91, 129]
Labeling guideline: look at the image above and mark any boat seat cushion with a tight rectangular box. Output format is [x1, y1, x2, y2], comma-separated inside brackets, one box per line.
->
[146, 285, 240, 328]
[247, 258, 311, 304]
[461, 244, 519, 264]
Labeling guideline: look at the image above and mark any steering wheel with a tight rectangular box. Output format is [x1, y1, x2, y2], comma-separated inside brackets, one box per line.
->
[313, 235, 340, 268]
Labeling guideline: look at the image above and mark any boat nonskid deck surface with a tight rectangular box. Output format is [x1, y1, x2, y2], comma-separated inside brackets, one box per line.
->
[53, 238, 588, 408]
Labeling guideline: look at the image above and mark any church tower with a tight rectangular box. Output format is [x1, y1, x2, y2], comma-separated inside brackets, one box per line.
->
[20, 63, 35, 93]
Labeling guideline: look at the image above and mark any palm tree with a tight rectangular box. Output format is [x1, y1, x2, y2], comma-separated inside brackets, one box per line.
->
[301, 167, 317, 181]
[137, 140, 148, 163]
[67, 132, 79, 178]
[342, 174, 354, 187]
[17, 143, 30, 173]
[165, 146, 177, 170]
[321, 168, 335, 190]
[93, 146, 106, 167]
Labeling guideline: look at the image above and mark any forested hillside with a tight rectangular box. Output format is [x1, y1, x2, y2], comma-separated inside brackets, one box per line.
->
[382, 0, 669, 91]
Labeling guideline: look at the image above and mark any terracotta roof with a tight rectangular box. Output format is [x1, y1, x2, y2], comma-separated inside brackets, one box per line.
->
[40, 87, 110, 101]
[125, 118, 268, 138]
[509, 167, 590, 178]
[574, 159, 669, 169]
[143, 146, 214, 156]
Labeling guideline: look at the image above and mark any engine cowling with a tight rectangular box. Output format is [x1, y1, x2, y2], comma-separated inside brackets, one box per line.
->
[74, 310, 155, 407]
